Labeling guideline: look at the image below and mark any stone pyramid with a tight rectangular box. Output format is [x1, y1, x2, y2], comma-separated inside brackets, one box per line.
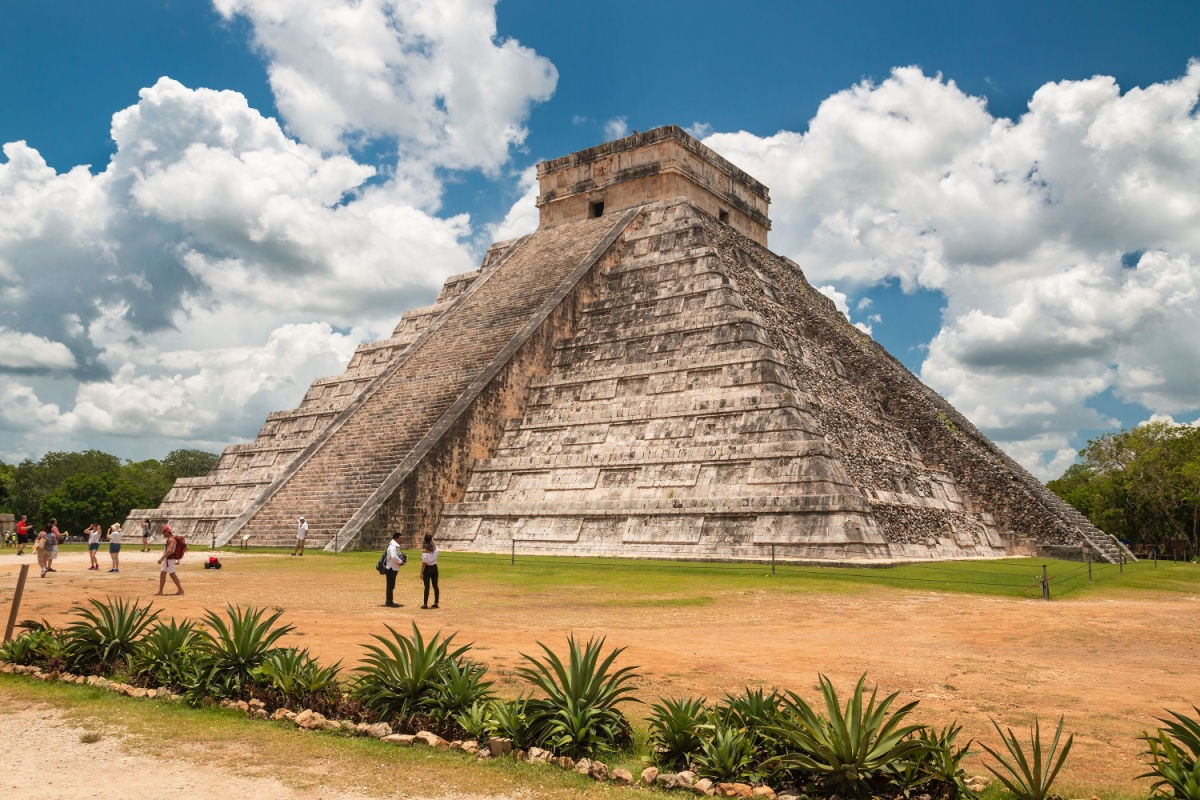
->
[130, 126, 1129, 564]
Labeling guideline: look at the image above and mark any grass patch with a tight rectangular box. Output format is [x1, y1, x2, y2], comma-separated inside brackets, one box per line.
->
[0, 673, 644, 798]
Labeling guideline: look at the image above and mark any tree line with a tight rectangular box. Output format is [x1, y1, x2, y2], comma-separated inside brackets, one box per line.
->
[1048, 421, 1200, 556]
[0, 449, 218, 534]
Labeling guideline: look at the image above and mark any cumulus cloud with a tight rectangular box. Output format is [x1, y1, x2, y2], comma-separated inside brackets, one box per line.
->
[213, 0, 557, 178]
[0, 327, 76, 371]
[490, 166, 540, 241]
[0, 0, 555, 461]
[703, 62, 1200, 478]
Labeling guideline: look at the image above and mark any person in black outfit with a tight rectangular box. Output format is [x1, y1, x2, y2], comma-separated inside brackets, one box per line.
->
[420, 534, 439, 609]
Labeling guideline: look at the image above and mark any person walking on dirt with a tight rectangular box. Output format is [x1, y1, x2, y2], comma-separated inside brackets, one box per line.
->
[420, 534, 439, 609]
[107, 522, 122, 572]
[39, 520, 62, 577]
[292, 515, 308, 556]
[155, 526, 184, 596]
[16, 515, 29, 555]
[383, 531, 405, 607]
[86, 523, 102, 570]
[140, 518, 152, 552]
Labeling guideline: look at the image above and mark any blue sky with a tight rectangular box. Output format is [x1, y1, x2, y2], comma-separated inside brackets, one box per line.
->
[1, 1, 1198, 478]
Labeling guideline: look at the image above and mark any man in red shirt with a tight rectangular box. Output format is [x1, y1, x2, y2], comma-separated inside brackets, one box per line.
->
[155, 525, 184, 596]
[16, 515, 29, 555]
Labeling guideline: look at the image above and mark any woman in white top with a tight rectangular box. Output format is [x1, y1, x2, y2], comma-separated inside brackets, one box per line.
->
[420, 534, 439, 609]
[107, 523, 123, 573]
[87, 523, 102, 570]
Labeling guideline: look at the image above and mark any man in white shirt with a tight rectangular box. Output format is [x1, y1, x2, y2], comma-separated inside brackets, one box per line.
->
[384, 532, 405, 607]
[292, 516, 308, 556]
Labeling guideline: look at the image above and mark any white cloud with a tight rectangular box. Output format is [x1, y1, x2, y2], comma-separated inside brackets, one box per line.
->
[701, 62, 1200, 478]
[490, 166, 540, 241]
[213, 0, 557, 178]
[0, 327, 76, 370]
[685, 121, 713, 139]
[0, 0, 558, 461]
[603, 116, 629, 140]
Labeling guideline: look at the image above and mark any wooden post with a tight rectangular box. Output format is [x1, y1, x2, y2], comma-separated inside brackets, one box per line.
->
[1154, 547, 1158, 568]
[1087, 550, 1093, 584]
[1119, 552, 1124, 573]
[5, 564, 30, 643]
[771, 544, 776, 576]
[1041, 564, 1050, 601]
[511, 538, 515, 566]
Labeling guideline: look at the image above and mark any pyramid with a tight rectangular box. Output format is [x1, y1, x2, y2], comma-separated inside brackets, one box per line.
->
[129, 126, 1129, 564]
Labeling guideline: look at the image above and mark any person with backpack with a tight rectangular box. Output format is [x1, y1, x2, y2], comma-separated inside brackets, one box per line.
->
[381, 531, 406, 607]
[155, 524, 185, 596]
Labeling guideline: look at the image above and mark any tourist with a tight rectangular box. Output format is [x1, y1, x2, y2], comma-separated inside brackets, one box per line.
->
[155, 525, 184, 596]
[383, 531, 405, 607]
[292, 515, 307, 556]
[107, 522, 122, 572]
[420, 534, 439, 609]
[16, 514, 29, 555]
[39, 521, 62, 577]
[140, 517, 151, 552]
[86, 523, 102, 570]
[34, 524, 48, 575]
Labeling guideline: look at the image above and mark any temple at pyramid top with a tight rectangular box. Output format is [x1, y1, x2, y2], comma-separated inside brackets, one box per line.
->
[129, 124, 1131, 566]
[536, 125, 772, 245]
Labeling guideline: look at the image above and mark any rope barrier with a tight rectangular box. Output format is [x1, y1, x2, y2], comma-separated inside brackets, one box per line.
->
[445, 548, 1123, 597]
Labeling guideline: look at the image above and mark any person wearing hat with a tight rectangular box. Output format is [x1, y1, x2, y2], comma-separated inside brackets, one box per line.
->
[155, 525, 184, 596]
[107, 522, 123, 572]
[292, 515, 308, 556]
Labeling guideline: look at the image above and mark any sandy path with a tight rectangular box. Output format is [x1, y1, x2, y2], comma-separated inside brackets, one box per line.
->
[3, 548, 1197, 791]
[0, 705, 383, 800]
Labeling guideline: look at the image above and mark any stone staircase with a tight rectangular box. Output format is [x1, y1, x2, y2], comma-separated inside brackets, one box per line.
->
[217, 210, 638, 549]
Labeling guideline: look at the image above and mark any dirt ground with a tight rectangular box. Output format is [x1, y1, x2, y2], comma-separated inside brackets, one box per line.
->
[3, 548, 1198, 793]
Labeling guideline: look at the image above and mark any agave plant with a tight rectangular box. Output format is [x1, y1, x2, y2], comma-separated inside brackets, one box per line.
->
[648, 696, 710, 770]
[63, 596, 160, 672]
[693, 725, 759, 783]
[454, 700, 492, 741]
[768, 673, 925, 799]
[516, 635, 640, 755]
[200, 605, 295, 690]
[426, 658, 493, 721]
[1140, 706, 1200, 799]
[488, 696, 544, 749]
[0, 629, 53, 665]
[129, 618, 206, 688]
[893, 723, 977, 799]
[253, 647, 343, 706]
[981, 716, 1073, 800]
[353, 623, 471, 720]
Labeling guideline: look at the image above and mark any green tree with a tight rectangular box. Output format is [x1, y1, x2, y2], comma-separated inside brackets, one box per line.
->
[9, 450, 123, 521]
[39, 473, 152, 535]
[162, 448, 219, 479]
[1050, 422, 1200, 554]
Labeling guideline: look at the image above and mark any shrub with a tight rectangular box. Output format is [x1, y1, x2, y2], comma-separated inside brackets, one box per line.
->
[63, 596, 160, 673]
[200, 605, 295, 692]
[981, 716, 1073, 800]
[648, 696, 709, 770]
[427, 658, 493, 721]
[252, 647, 343, 708]
[0, 628, 54, 665]
[768, 673, 924, 799]
[488, 696, 543, 749]
[353, 623, 471, 721]
[693, 725, 759, 783]
[129, 618, 205, 689]
[896, 723, 977, 800]
[454, 700, 492, 741]
[516, 635, 640, 756]
[1140, 706, 1200, 800]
